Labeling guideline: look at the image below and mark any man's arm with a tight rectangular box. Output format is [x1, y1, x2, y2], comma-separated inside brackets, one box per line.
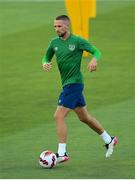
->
[87, 57, 97, 72]
[42, 56, 52, 71]
[78, 37, 101, 72]
[87, 45, 101, 72]
[42, 41, 54, 71]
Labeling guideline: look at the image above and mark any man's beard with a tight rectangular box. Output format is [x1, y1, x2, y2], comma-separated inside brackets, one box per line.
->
[58, 31, 67, 38]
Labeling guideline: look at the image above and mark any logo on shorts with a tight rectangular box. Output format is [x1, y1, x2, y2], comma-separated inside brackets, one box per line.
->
[58, 99, 61, 103]
[69, 44, 75, 51]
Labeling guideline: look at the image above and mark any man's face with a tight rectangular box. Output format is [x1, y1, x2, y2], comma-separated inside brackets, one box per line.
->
[54, 20, 68, 37]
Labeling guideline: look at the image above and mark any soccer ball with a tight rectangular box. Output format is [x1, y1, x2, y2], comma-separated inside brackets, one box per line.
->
[39, 150, 57, 168]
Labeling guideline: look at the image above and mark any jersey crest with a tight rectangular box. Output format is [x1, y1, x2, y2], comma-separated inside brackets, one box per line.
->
[69, 44, 75, 51]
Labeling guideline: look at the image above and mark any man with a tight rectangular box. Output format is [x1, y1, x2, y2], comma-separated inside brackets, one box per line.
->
[42, 15, 118, 163]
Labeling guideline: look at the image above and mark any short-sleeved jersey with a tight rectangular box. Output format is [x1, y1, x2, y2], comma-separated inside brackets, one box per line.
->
[43, 34, 101, 87]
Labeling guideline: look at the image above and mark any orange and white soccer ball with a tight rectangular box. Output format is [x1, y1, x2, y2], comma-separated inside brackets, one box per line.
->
[39, 150, 57, 168]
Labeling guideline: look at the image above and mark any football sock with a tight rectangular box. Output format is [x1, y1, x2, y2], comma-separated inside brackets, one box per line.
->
[100, 130, 112, 144]
[58, 143, 66, 156]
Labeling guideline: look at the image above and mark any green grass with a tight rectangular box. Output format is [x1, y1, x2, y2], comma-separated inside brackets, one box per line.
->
[0, 0, 135, 178]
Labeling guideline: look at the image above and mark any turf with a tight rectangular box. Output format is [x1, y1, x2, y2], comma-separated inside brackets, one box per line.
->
[0, 0, 135, 178]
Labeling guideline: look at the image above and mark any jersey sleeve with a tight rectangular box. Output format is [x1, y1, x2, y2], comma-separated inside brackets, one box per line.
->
[78, 37, 101, 60]
[42, 40, 55, 64]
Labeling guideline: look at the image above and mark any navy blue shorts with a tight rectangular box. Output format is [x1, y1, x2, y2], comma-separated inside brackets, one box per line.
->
[58, 83, 86, 109]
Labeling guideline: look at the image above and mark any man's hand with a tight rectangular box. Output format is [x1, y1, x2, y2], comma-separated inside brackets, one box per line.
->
[42, 62, 52, 71]
[87, 58, 98, 72]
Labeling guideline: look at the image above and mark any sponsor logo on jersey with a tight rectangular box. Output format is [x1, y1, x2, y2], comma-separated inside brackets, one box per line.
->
[69, 44, 75, 51]
[54, 47, 58, 51]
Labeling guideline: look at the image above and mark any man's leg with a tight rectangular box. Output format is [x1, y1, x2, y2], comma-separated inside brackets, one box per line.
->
[54, 106, 70, 162]
[74, 106, 104, 135]
[54, 105, 70, 143]
[74, 106, 118, 157]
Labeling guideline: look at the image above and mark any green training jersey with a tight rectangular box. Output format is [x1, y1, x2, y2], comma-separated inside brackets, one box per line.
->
[42, 34, 101, 87]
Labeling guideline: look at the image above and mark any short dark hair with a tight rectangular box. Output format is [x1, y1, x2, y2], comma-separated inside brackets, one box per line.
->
[55, 15, 70, 22]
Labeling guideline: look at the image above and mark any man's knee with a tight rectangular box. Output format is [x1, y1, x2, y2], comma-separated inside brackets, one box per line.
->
[78, 113, 94, 124]
[79, 116, 89, 123]
[54, 106, 70, 121]
[54, 112, 59, 120]
[54, 112, 64, 121]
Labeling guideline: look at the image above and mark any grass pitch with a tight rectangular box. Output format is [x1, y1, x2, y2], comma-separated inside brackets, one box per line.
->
[0, 0, 135, 178]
